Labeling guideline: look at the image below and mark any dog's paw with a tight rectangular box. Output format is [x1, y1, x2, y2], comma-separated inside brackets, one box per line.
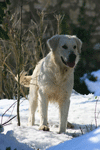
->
[39, 125, 50, 131]
[67, 121, 74, 129]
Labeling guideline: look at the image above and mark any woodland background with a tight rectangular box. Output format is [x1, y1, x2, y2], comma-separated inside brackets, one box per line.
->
[0, 0, 100, 99]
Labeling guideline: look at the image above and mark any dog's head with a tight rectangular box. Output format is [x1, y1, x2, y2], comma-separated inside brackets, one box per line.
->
[47, 35, 82, 68]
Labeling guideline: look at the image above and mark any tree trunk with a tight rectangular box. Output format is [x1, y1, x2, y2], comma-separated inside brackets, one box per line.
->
[17, 0, 23, 126]
[17, 70, 21, 126]
[0, 48, 2, 99]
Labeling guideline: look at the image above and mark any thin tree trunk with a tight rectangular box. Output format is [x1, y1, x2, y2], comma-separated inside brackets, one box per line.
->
[0, 48, 2, 99]
[17, 0, 23, 126]
[17, 68, 21, 126]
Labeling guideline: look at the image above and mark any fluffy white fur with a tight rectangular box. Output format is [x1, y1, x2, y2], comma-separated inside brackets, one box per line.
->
[19, 35, 82, 133]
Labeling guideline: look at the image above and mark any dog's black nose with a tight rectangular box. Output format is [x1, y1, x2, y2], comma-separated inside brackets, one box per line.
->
[68, 53, 76, 62]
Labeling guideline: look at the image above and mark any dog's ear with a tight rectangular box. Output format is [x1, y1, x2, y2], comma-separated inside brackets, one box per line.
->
[73, 36, 82, 53]
[47, 35, 60, 51]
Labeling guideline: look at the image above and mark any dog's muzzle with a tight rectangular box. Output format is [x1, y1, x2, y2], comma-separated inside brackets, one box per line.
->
[61, 53, 76, 68]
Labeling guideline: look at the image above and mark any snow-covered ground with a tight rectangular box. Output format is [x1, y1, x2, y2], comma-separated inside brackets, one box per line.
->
[0, 70, 100, 150]
[0, 92, 100, 150]
[81, 69, 100, 96]
[47, 128, 100, 150]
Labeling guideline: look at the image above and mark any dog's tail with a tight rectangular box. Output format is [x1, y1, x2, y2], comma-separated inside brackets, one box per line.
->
[15, 71, 32, 88]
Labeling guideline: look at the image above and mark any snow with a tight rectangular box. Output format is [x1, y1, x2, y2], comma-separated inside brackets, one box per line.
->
[0, 70, 100, 150]
[0, 131, 33, 150]
[81, 69, 100, 96]
[47, 128, 100, 150]
[0, 93, 100, 150]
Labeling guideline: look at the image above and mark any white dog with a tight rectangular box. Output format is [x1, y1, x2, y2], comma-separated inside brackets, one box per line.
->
[18, 34, 82, 133]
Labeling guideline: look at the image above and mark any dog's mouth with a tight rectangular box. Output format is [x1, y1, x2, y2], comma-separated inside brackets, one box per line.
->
[61, 54, 76, 68]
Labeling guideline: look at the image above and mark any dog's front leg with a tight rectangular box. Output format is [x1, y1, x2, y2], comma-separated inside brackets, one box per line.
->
[59, 99, 70, 133]
[38, 89, 49, 131]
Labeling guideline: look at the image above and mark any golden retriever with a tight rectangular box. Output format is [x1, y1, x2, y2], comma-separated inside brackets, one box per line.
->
[17, 34, 82, 133]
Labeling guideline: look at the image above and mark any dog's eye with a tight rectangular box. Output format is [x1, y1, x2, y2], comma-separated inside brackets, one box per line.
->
[62, 45, 68, 49]
[73, 45, 76, 49]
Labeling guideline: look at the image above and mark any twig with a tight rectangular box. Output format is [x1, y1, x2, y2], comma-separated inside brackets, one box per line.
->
[54, 14, 65, 34]
[1, 101, 17, 124]
[2, 52, 11, 65]
[79, 127, 83, 135]
[0, 97, 27, 131]
[95, 96, 98, 128]
[2, 115, 17, 126]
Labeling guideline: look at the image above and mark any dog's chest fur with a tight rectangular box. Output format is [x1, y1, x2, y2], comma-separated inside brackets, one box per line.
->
[38, 53, 74, 103]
